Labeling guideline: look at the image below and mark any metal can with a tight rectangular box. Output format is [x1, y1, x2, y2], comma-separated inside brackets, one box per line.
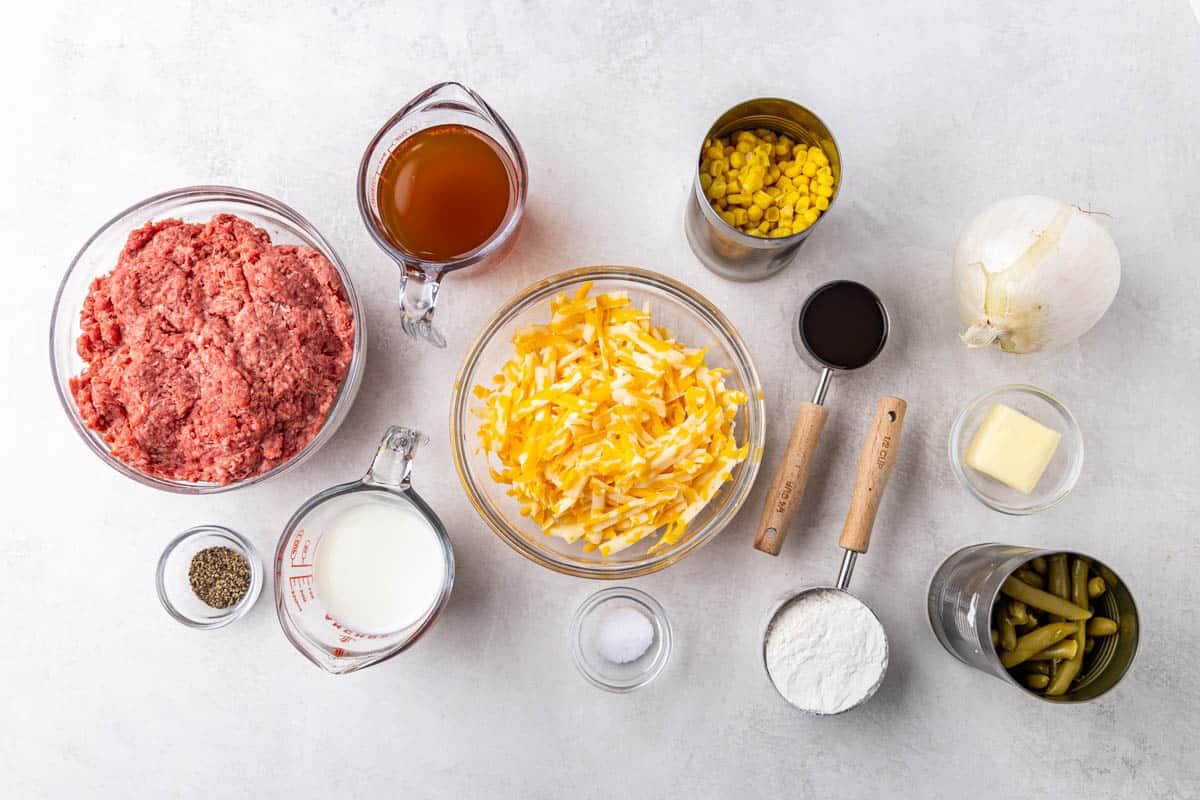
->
[927, 543, 1139, 703]
[685, 98, 841, 282]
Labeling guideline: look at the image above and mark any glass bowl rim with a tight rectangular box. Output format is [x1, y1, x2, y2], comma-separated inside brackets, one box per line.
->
[156, 524, 264, 629]
[49, 184, 367, 494]
[570, 586, 672, 692]
[449, 265, 766, 579]
[948, 384, 1084, 515]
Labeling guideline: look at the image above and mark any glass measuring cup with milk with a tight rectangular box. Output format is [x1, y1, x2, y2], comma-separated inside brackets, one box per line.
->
[274, 426, 454, 674]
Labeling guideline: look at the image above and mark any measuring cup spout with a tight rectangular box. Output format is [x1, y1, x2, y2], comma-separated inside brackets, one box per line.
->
[416, 81, 527, 164]
[411, 81, 500, 125]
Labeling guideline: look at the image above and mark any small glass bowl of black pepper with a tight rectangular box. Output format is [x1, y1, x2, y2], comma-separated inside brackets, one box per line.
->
[156, 525, 263, 629]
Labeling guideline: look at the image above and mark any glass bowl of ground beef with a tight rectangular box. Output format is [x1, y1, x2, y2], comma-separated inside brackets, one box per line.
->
[50, 186, 366, 493]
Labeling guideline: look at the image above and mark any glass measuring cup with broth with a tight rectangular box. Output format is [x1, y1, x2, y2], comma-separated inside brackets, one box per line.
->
[357, 82, 528, 347]
[274, 426, 454, 675]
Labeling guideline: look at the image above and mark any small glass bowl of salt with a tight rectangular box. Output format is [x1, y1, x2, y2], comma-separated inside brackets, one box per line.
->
[570, 587, 671, 692]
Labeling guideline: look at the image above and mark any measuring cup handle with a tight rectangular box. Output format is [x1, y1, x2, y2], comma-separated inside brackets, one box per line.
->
[753, 402, 830, 556]
[839, 397, 907, 554]
[399, 269, 447, 348]
[365, 426, 429, 490]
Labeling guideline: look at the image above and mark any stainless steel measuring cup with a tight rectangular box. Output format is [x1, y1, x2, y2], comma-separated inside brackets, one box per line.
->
[928, 544, 1139, 703]
[753, 280, 890, 555]
[357, 82, 528, 348]
[763, 397, 906, 713]
[274, 426, 454, 675]
[685, 97, 841, 282]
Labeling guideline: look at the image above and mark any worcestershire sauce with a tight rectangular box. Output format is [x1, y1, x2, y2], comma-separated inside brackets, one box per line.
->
[799, 281, 887, 369]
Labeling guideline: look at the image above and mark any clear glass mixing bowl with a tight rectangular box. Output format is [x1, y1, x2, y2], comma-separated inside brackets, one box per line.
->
[49, 186, 366, 494]
[450, 266, 765, 579]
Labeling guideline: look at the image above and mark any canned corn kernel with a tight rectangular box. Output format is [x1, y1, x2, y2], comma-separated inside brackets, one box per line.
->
[684, 98, 841, 282]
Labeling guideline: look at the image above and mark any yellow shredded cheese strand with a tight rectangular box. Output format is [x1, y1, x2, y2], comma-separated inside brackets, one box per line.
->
[473, 284, 748, 557]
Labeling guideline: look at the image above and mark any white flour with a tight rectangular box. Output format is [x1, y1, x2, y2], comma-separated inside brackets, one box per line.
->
[764, 588, 888, 714]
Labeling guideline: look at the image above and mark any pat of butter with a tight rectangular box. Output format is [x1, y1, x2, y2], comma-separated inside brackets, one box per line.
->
[964, 404, 1061, 495]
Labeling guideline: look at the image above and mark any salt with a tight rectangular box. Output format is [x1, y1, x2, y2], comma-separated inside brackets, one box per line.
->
[596, 606, 655, 664]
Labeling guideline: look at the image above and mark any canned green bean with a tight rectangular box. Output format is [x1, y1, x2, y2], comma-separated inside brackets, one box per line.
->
[927, 543, 1139, 703]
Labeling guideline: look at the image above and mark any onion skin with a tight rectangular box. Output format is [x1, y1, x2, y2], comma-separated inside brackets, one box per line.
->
[954, 195, 1121, 354]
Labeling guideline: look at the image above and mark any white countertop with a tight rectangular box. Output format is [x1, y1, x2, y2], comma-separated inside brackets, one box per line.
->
[3, 2, 1198, 797]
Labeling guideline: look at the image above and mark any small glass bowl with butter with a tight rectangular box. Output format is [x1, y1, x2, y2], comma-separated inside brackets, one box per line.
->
[950, 385, 1083, 515]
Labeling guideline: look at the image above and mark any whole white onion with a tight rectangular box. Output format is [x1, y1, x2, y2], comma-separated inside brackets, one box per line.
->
[954, 195, 1121, 353]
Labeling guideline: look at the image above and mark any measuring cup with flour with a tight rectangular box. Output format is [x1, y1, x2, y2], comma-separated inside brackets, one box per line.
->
[762, 397, 906, 714]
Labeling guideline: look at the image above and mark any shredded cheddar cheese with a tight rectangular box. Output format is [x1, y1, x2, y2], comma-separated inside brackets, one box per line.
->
[472, 283, 748, 557]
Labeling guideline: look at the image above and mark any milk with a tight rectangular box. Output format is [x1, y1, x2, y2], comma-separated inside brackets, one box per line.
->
[314, 496, 447, 634]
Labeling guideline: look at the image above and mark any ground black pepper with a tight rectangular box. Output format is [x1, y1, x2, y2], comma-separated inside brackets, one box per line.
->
[188, 546, 251, 609]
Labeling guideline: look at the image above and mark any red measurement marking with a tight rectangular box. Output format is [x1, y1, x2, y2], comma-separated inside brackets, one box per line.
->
[323, 614, 387, 640]
[288, 529, 313, 568]
[288, 574, 315, 613]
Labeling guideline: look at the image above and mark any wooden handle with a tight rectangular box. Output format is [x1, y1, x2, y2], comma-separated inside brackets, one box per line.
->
[753, 402, 830, 555]
[839, 397, 907, 554]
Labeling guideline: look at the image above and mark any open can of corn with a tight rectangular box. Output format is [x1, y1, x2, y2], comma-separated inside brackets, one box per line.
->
[685, 98, 841, 282]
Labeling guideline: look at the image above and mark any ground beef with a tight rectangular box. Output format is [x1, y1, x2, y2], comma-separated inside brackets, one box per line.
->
[70, 214, 356, 484]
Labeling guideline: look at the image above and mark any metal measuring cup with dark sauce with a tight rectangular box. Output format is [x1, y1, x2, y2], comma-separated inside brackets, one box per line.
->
[753, 280, 889, 555]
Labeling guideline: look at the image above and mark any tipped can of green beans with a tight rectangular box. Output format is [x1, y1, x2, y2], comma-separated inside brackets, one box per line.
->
[927, 544, 1139, 703]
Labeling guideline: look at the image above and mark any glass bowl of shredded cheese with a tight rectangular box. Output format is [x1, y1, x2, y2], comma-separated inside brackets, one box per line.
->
[451, 266, 765, 578]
